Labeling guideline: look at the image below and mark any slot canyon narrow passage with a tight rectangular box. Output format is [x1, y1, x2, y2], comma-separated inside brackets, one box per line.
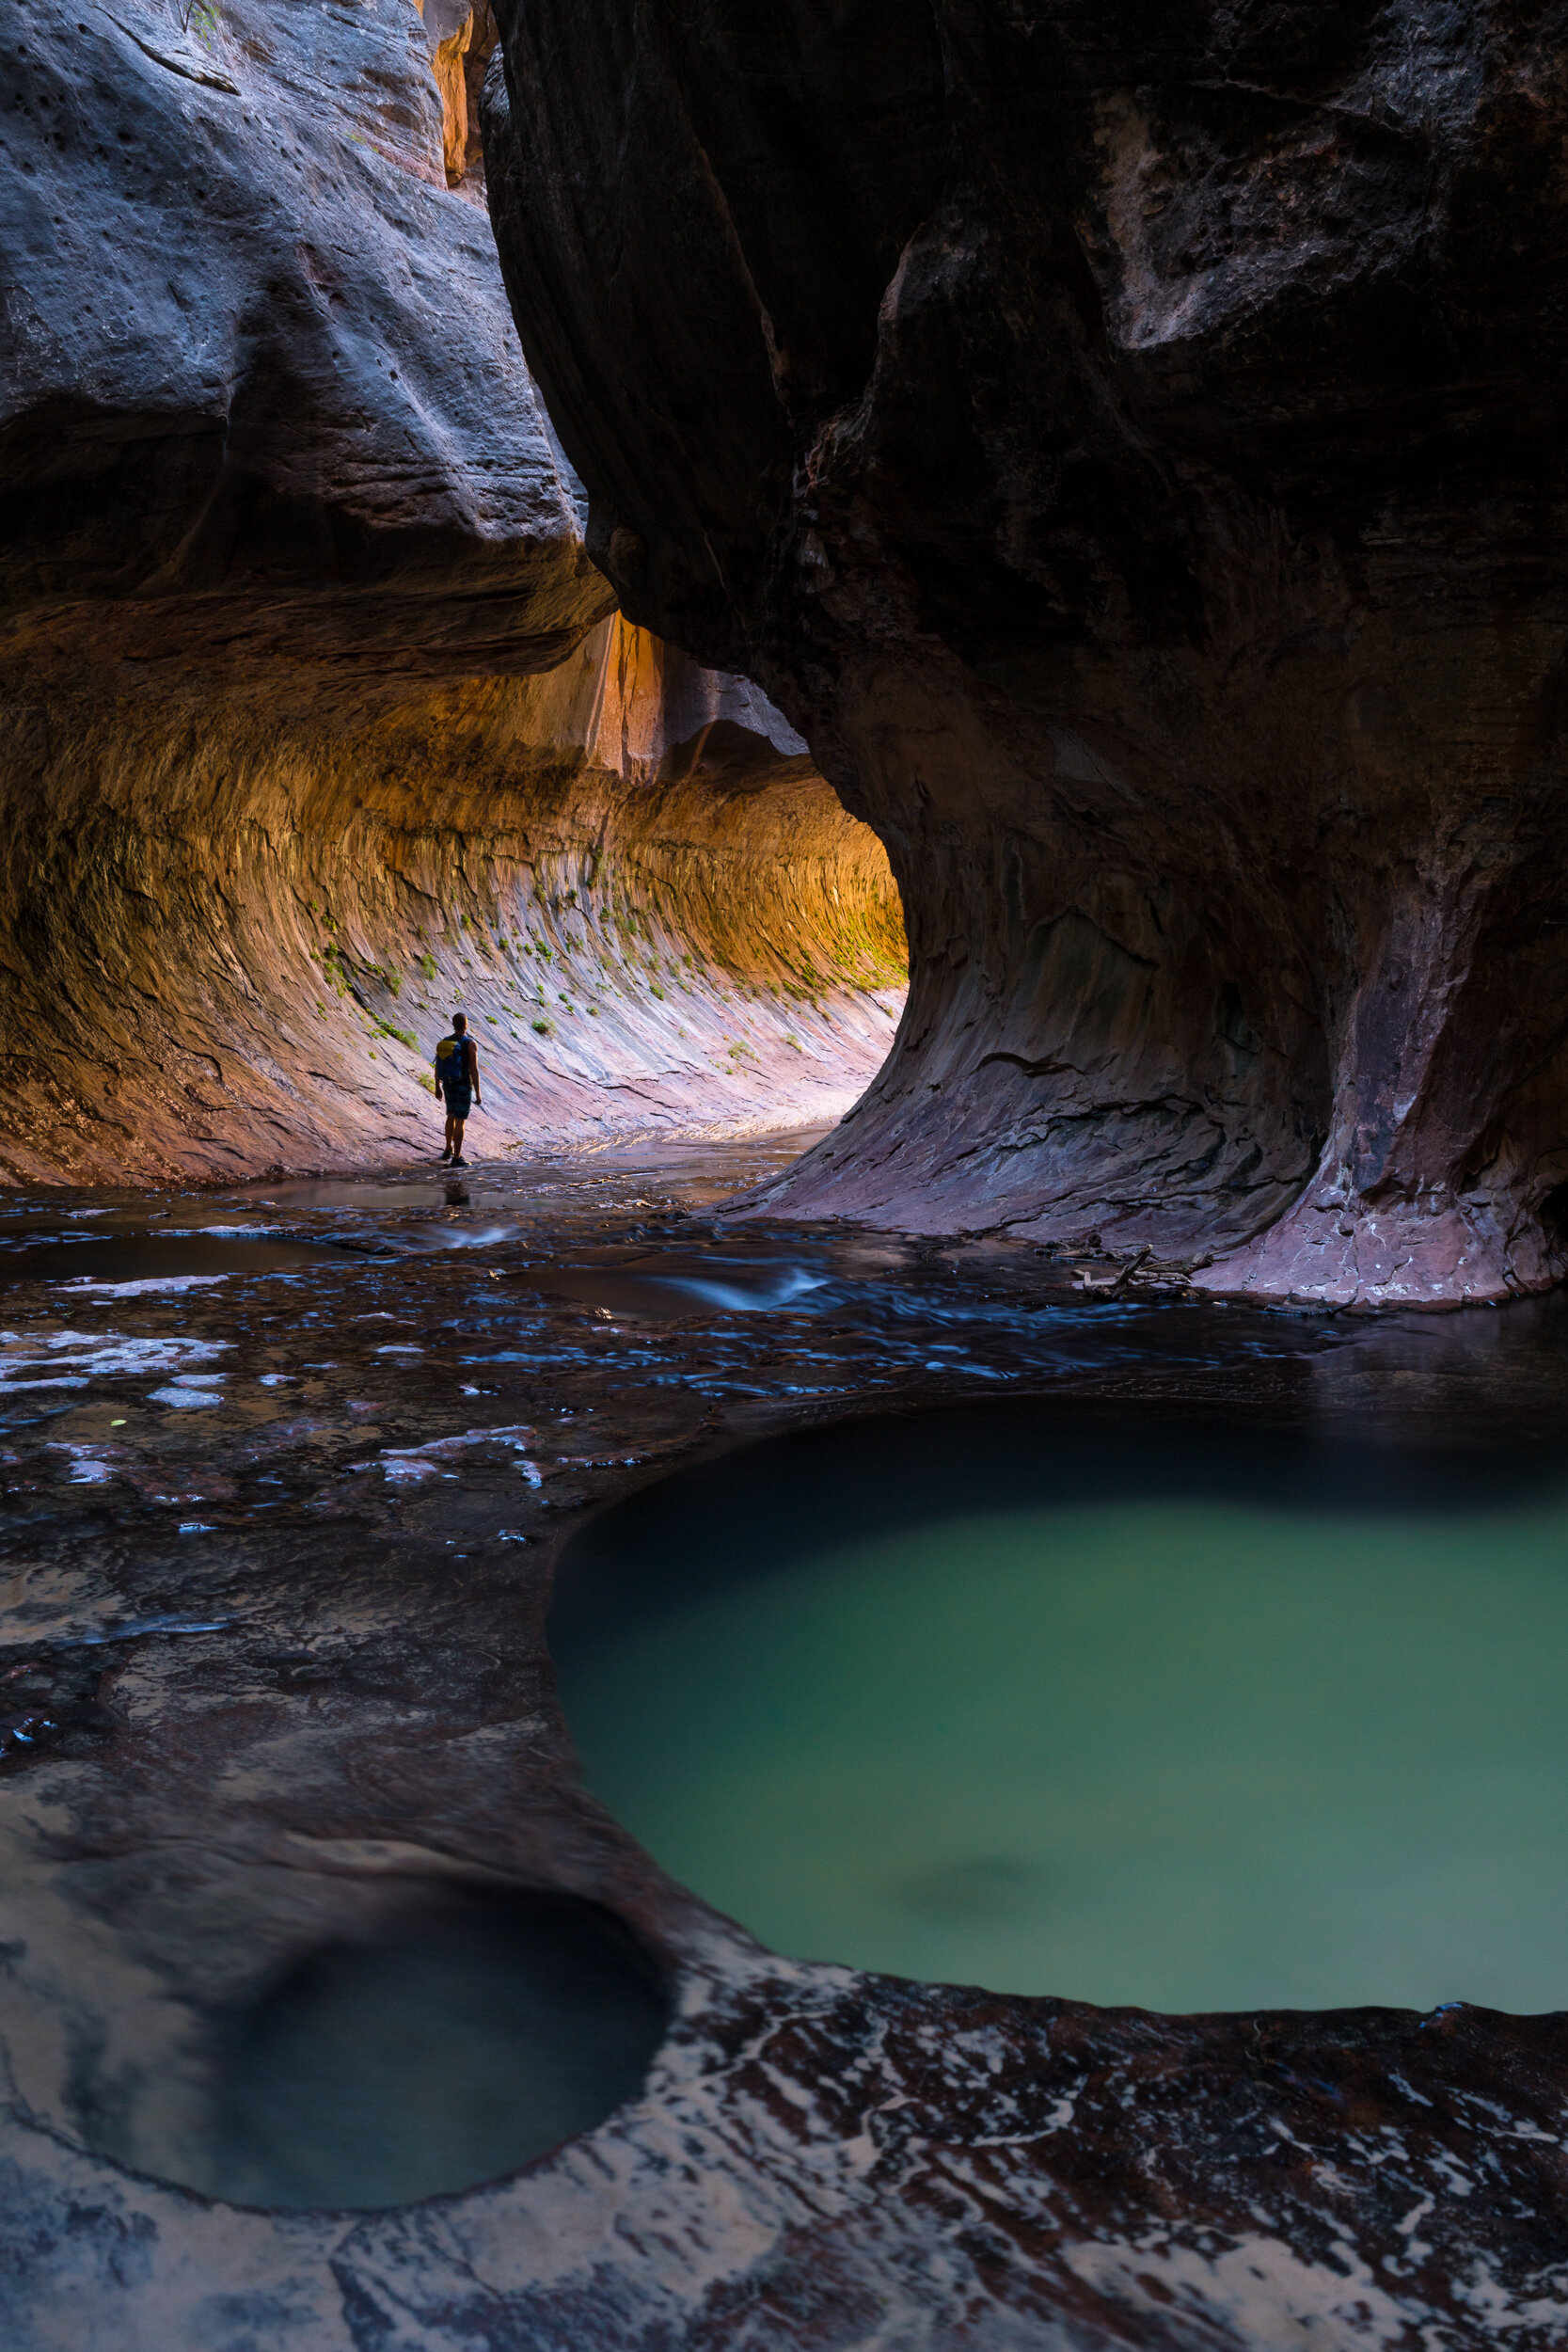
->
[4, 3, 1568, 2349]
[0, 0, 903, 1188]
[0, 614, 904, 1184]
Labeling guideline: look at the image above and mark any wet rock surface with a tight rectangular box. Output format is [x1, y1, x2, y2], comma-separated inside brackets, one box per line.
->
[3, 1136, 1567, 2344]
[5, 2, 1567, 2339]
[484, 0, 1568, 1308]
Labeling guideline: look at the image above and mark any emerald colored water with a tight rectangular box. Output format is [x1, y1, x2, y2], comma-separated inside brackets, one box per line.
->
[554, 1410, 1568, 2014]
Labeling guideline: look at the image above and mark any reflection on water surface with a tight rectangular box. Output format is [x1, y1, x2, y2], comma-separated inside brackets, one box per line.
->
[0, 1234, 332, 1287]
[515, 1253, 831, 1318]
[555, 1408, 1568, 2014]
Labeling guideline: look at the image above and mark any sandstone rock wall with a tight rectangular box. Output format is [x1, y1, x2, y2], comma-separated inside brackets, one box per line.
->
[0, 620, 903, 1184]
[1, 0, 605, 676]
[417, 0, 499, 192]
[484, 0, 1568, 1306]
[0, 0, 903, 1183]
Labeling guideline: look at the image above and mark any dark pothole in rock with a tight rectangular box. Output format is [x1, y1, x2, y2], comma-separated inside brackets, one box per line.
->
[552, 1404, 1568, 2016]
[81, 1888, 671, 2213]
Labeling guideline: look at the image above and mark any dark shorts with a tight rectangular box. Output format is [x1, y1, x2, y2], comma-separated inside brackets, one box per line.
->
[441, 1085, 472, 1121]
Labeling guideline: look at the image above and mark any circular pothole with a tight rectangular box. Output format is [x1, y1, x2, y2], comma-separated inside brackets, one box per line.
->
[189, 1889, 669, 2210]
[552, 1405, 1568, 2014]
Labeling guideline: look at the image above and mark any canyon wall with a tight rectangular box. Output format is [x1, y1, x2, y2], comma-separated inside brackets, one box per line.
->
[484, 0, 1568, 1306]
[0, 0, 902, 1184]
[0, 621, 903, 1184]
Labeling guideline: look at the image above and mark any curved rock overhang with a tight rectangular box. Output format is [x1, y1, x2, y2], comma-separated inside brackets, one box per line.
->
[0, 0, 904, 1185]
[0, 616, 904, 1184]
[483, 0, 1568, 1308]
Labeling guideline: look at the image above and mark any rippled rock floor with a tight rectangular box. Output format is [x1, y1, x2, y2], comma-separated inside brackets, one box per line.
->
[4, 1129, 1567, 2345]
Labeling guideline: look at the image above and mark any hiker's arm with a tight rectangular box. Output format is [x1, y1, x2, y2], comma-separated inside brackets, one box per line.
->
[469, 1041, 482, 1103]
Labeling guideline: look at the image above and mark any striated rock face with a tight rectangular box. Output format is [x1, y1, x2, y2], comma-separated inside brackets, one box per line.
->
[0, 617, 903, 1184]
[484, 0, 1568, 1306]
[0, 0, 902, 1182]
[1, 0, 603, 679]
[0, 617, 902, 1184]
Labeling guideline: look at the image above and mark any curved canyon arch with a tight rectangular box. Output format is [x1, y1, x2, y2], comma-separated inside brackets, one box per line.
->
[0, 0, 902, 1184]
[482, 0, 1568, 1307]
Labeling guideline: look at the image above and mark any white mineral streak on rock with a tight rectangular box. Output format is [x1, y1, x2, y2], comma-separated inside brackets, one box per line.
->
[1062, 2231, 1434, 2346]
[1396, 2198, 1436, 2266]
[355, 1423, 537, 1483]
[42, 1445, 117, 1484]
[1455, 2261, 1568, 2332]
[63, 1275, 234, 1297]
[0, 1330, 231, 1389]
[968, 2086, 1082, 2148]
[156, 1227, 289, 1240]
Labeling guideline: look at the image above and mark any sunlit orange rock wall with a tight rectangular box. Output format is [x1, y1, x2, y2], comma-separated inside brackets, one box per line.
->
[0, 0, 903, 1187]
[0, 621, 902, 1184]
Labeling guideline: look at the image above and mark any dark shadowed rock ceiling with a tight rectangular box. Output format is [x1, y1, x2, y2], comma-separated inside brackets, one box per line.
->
[485, 0, 1568, 1308]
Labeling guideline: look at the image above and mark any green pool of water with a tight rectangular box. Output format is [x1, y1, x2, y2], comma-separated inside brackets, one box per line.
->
[554, 1411, 1568, 2014]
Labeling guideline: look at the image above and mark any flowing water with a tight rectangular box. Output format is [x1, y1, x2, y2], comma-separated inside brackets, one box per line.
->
[0, 1233, 337, 1289]
[554, 1407, 1568, 2015]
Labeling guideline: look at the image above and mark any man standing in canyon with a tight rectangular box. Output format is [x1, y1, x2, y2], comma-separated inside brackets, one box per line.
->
[433, 1011, 482, 1166]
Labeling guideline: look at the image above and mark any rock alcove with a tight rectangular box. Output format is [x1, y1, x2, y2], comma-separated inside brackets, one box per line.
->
[484, 0, 1568, 1309]
[6, 0, 1568, 2347]
[0, 0, 905, 1188]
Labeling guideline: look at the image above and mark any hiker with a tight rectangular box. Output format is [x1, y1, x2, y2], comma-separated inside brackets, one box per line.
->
[433, 1011, 482, 1166]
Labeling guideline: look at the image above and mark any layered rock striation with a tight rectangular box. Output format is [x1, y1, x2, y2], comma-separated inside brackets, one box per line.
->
[0, 0, 901, 1183]
[0, 621, 903, 1184]
[485, 0, 1568, 1306]
[2, 0, 596, 679]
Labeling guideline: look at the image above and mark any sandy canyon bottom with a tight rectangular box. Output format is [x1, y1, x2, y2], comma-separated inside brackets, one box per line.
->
[4, 1125, 1568, 2347]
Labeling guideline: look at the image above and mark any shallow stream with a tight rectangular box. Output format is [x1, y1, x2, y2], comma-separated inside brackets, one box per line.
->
[4, 1125, 1568, 2208]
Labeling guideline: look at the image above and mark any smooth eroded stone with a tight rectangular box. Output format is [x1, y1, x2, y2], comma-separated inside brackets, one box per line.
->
[0, 0, 904, 1179]
[483, 0, 1568, 1306]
